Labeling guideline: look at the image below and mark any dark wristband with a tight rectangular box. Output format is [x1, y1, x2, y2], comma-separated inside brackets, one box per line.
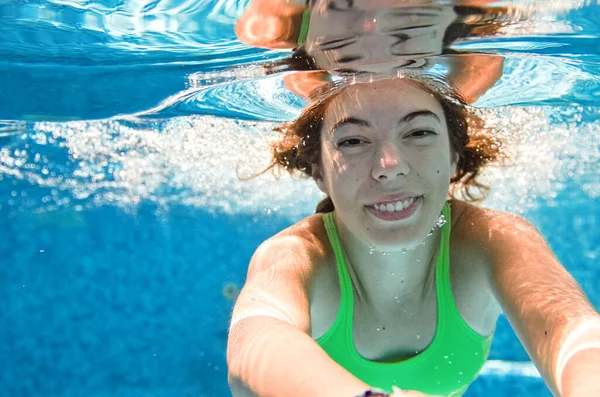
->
[355, 390, 390, 397]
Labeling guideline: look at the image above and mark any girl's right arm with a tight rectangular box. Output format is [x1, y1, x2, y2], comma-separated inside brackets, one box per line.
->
[226, 234, 371, 397]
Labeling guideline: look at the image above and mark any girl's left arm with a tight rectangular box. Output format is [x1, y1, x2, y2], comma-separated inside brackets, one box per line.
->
[469, 207, 600, 397]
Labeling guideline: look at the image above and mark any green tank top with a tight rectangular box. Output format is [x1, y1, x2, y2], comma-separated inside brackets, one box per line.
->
[316, 203, 494, 396]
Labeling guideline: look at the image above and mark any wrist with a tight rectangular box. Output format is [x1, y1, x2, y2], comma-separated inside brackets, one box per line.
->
[355, 389, 390, 397]
[555, 318, 600, 396]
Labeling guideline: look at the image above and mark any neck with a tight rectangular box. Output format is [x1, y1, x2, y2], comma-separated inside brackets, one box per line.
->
[335, 216, 441, 308]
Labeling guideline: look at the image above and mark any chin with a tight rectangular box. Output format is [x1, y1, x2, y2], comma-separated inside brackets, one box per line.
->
[361, 213, 443, 252]
[362, 226, 432, 252]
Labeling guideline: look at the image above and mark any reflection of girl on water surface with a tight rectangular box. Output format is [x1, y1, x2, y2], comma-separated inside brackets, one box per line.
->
[227, 3, 600, 397]
[234, 0, 505, 103]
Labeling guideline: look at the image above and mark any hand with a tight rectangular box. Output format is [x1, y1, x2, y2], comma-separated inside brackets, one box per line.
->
[389, 386, 443, 397]
[391, 392, 443, 397]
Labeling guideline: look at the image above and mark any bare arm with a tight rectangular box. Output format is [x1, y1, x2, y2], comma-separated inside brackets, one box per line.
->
[228, 315, 371, 397]
[226, 233, 370, 397]
[466, 207, 600, 396]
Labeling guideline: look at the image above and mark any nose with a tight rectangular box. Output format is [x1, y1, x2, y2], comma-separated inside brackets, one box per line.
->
[372, 141, 409, 182]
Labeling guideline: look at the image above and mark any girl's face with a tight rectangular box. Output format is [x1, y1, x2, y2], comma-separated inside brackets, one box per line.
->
[317, 79, 457, 250]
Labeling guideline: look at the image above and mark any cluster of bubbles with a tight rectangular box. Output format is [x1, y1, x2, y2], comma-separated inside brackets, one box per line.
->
[0, 106, 598, 220]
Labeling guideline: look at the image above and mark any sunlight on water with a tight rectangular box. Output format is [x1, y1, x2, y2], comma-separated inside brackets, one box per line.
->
[34, 0, 248, 47]
[0, 0, 599, 217]
[480, 360, 541, 378]
[0, 117, 320, 217]
[477, 106, 600, 212]
[2, 0, 600, 120]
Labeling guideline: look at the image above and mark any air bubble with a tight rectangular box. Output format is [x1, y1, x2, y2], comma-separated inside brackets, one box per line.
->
[427, 212, 447, 236]
[435, 214, 447, 228]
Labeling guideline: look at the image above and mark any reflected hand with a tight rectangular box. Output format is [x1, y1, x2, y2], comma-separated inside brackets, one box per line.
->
[235, 0, 307, 49]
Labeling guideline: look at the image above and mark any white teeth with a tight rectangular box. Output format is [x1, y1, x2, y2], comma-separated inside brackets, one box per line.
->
[373, 197, 417, 212]
[394, 201, 404, 211]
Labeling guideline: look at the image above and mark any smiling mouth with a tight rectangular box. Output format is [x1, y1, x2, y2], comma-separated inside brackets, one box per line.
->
[366, 196, 423, 221]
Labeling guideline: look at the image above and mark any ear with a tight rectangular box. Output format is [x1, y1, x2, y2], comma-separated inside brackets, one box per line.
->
[313, 165, 329, 195]
[315, 175, 328, 195]
[450, 151, 459, 179]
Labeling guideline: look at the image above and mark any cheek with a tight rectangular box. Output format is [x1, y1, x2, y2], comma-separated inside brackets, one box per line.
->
[321, 148, 350, 187]
[417, 150, 452, 180]
[330, 161, 357, 189]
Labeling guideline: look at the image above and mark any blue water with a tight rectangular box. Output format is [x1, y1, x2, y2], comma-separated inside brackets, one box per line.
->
[1, 1, 599, 396]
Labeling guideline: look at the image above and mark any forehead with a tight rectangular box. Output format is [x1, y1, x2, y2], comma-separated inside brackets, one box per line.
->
[323, 79, 444, 129]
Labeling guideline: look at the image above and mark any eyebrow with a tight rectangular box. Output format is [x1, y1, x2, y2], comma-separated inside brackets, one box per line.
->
[331, 110, 441, 133]
[335, 55, 364, 64]
[327, 0, 354, 11]
[319, 37, 358, 51]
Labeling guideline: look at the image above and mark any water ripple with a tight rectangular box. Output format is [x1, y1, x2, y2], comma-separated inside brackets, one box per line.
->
[1, 0, 600, 120]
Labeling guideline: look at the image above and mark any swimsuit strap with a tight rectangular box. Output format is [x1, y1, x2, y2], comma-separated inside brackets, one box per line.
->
[297, 6, 311, 46]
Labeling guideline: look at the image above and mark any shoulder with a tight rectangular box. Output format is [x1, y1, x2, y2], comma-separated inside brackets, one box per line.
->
[449, 199, 546, 260]
[249, 213, 330, 280]
[449, 199, 575, 312]
[448, 199, 554, 334]
[449, 199, 535, 245]
[231, 213, 330, 332]
[447, 200, 507, 333]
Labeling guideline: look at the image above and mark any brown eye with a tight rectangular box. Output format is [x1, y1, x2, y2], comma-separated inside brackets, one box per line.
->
[338, 138, 365, 147]
[408, 130, 436, 138]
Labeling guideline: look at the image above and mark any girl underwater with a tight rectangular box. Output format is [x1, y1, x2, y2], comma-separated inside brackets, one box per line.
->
[226, 76, 600, 397]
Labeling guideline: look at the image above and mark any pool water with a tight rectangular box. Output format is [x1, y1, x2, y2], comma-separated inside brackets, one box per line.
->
[1, 1, 599, 396]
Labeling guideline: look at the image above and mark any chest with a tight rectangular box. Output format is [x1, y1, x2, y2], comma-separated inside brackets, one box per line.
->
[308, 253, 497, 362]
[353, 294, 440, 361]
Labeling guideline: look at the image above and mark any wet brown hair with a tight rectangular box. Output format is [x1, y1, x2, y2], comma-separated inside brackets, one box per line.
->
[264, 77, 503, 213]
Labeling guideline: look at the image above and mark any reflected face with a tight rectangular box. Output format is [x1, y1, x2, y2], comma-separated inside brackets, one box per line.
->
[306, 1, 456, 72]
[317, 79, 457, 250]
